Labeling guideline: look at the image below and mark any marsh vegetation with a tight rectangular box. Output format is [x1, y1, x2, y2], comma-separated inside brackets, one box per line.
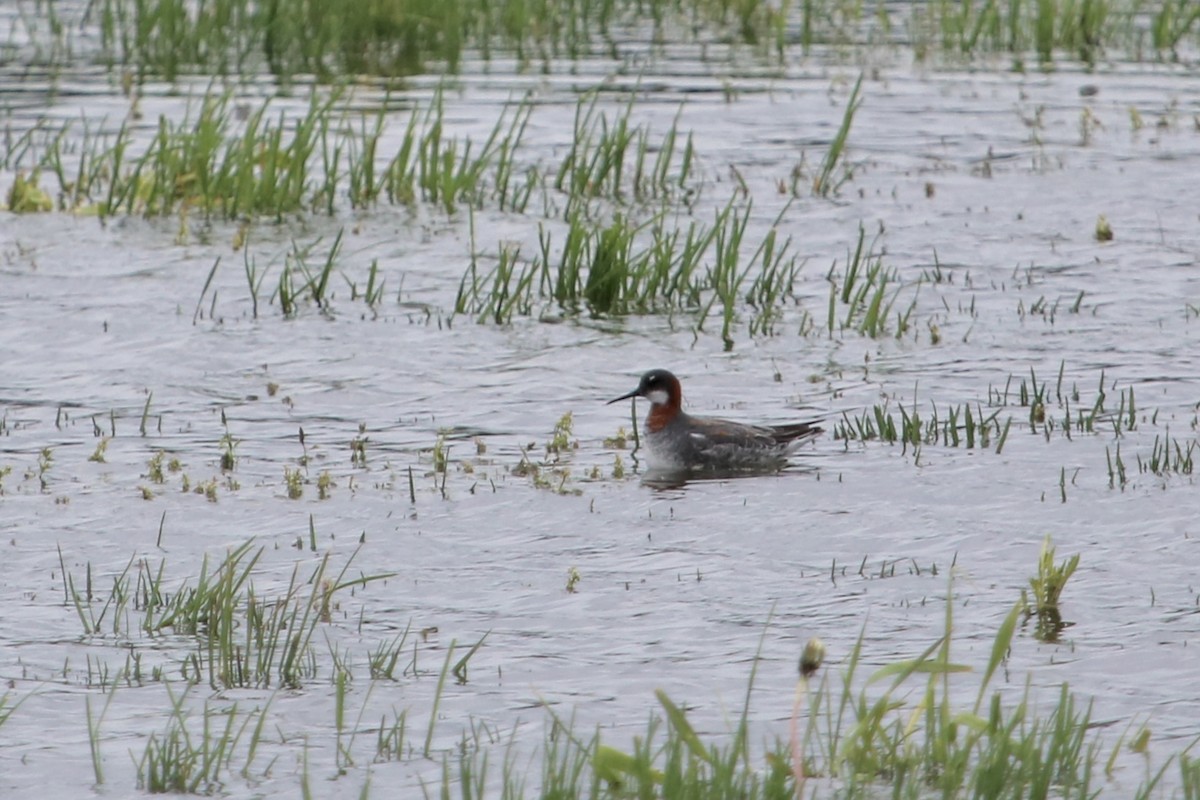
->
[3, 0, 1200, 797]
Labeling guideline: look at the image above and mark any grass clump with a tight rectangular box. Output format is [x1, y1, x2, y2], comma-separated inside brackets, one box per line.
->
[1139, 431, 1197, 477]
[64, 540, 393, 689]
[382, 90, 535, 214]
[556, 94, 697, 211]
[25, 88, 535, 221]
[1022, 534, 1080, 642]
[5, 170, 54, 212]
[90, 0, 795, 83]
[96, 0, 467, 81]
[824, 226, 916, 340]
[456, 196, 809, 347]
[834, 395, 1009, 453]
[134, 684, 272, 793]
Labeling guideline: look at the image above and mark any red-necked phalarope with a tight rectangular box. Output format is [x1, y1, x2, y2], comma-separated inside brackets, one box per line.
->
[608, 369, 822, 471]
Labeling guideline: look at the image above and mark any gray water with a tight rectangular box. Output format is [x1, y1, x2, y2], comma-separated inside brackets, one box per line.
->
[2, 12, 1200, 798]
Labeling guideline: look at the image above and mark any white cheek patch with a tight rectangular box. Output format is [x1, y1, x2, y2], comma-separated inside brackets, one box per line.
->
[646, 388, 670, 405]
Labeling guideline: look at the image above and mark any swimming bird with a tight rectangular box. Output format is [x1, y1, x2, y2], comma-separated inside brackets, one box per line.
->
[607, 369, 822, 472]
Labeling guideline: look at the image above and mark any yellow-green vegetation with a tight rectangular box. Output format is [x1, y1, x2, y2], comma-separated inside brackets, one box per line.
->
[351, 433, 368, 468]
[194, 477, 219, 502]
[36, 447, 53, 491]
[604, 427, 629, 449]
[219, 428, 238, 472]
[432, 435, 449, 474]
[12, 62, 852, 343]
[63, 541, 393, 690]
[1023, 535, 1080, 641]
[26, 89, 534, 220]
[284, 466, 304, 499]
[5, 170, 53, 212]
[546, 412, 576, 460]
[88, 438, 110, 463]
[147, 451, 166, 483]
[317, 470, 334, 499]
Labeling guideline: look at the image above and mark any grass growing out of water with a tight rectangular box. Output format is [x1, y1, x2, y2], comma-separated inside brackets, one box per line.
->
[276, 230, 341, 316]
[909, 0, 1186, 64]
[88, 0, 802, 84]
[135, 684, 272, 793]
[988, 364, 1146, 442]
[413, 579, 1192, 798]
[383, 91, 536, 214]
[31, 0, 1197, 86]
[36, 543, 1199, 796]
[1139, 431, 1197, 477]
[0, 689, 29, 731]
[64, 540, 394, 689]
[812, 74, 862, 197]
[835, 398, 1010, 456]
[1023, 535, 1079, 642]
[556, 94, 696, 210]
[457, 196, 806, 342]
[95, 0, 469, 82]
[825, 227, 915, 340]
[25, 88, 536, 221]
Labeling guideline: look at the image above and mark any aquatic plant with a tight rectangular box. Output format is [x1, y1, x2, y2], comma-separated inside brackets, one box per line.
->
[456, 195, 810, 346]
[37, 0, 1195, 84]
[383, 90, 535, 214]
[87, 0, 796, 84]
[556, 93, 697, 211]
[823, 226, 918, 340]
[834, 399, 1009, 453]
[5, 170, 53, 212]
[24, 89, 536, 222]
[1139, 431, 1197, 477]
[409, 581, 1183, 799]
[1022, 534, 1080, 642]
[0, 688, 29, 732]
[812, 74, 863, 197]
[134, 685, 272, 793]
[63, 540, 393, 690]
